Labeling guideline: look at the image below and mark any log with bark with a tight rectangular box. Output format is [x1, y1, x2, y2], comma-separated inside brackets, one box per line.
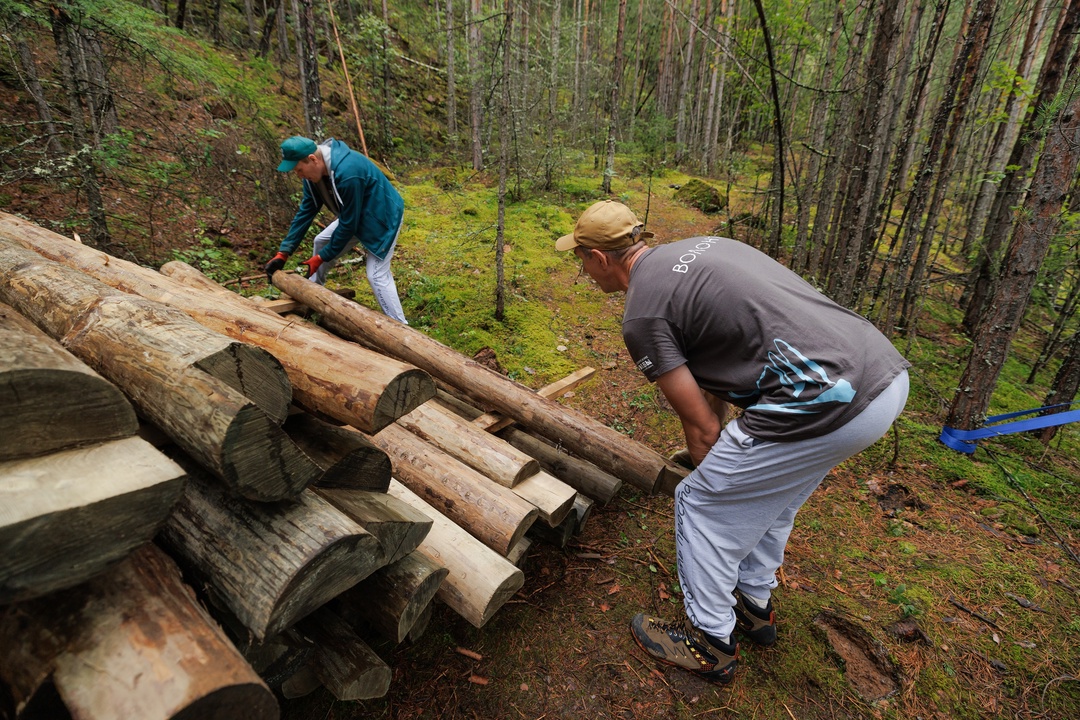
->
[282, 413, 392, 491]
[269, 270, 684, 493]
[0, 216, 434, 433]
[371, 424, 537, 556]
[387, 479, 524, 628]
[333, 551, 448, 644]
[0, 241, 292, 425]
[0, 302, 137, 462]
[0, 242, 316, 501]
[157, 463, 385, 640]
[1, 436, 186, 604]
[0, 544, 278, 720]
[314, 488, 432, 566]
[297, 608, 392, 701]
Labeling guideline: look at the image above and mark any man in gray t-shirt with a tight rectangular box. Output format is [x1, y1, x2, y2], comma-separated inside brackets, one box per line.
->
[557, 200, 909, 685]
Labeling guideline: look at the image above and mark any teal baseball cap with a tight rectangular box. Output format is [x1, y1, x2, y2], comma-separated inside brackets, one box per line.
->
[277, 136, 317, 172]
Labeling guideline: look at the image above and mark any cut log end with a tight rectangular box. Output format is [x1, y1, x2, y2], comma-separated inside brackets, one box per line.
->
[223, 405, 320, 501]
[169, 684, 280, 720]
[371, 368, 436, 433]
[195, 343, 292, 425]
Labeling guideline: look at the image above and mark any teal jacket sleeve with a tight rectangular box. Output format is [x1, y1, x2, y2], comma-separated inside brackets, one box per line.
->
[278, 181, 322, 254]
[318, 174, 364, 262]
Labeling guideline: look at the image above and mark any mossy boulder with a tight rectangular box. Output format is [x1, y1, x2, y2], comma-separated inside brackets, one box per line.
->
[674, 179, 727, 214]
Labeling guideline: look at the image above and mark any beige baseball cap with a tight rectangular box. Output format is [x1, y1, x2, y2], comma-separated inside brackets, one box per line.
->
[555, 200, 653, 251]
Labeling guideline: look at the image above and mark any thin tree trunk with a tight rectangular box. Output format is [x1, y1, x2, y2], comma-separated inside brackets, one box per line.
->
[1037, 329, 1080, 444]
[446, 0, 458, 145]
[675, 0, 699, 164]
[961, 0, 1049, 257]
[946, 67, 1080, 431]
[297, 0, 324, 138]
[469, 0, 483, 170]
[602, 0, 627, 194]
[962, 0, 1079, 333]
[49, 5, 108, 247]
[13, 37, 63, 156]
[899, 0, 998, 334]
[495, 0, 511, 320]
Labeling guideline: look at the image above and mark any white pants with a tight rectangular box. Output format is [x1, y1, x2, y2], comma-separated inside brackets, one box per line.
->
[312, 219, 408, 324]
[675, 370, 909, 640]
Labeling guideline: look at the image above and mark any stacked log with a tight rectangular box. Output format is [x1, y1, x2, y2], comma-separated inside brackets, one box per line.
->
[0, 214, 679, 717]
[0, 301, 185, 604]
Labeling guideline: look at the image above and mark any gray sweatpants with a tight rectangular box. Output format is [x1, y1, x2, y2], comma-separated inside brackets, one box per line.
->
[675, 370, 909, 641]
[312, 218, 408, 324]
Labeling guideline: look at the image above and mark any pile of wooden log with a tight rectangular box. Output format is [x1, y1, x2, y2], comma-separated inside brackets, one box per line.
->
[0, 211, 686, 719]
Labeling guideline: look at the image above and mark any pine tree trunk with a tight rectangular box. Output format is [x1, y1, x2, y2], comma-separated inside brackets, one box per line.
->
[602, 0, 627, 194]
[1037, 330, 1080, 444]
[49, 5, 109, 247]
[961, 0, 1049, 256]
[14, 38, 63, 156]
[298, 0, 324, 138]
[962, 0, 1080, 333]
[946, 70, 1080, 431]
[900, 0, 998, 334]
[495, 0, 510, 320]
[446, 0, 458, 144]
[469, 0, 483, 170]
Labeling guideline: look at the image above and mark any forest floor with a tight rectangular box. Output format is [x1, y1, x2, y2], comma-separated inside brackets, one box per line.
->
[254, 182, 1079, 720]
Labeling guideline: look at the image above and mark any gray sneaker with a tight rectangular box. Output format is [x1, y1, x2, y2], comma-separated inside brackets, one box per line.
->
[629, 613, 738, 684]
[733, 590, 777, 646]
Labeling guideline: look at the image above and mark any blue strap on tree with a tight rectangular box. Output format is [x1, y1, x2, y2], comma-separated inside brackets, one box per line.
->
[940, 401, 1080, 454]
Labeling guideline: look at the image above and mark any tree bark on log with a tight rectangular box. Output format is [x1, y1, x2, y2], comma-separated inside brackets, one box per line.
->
[282, 413, 392, 491]
[297, 609, 391, 701]
[1, 436, 185, 604]
[0, 214, 433, 433]
[396, 401, 539, 487]
[0, 302, 137, 461]
[434, 391, 623, 504]
[0, 544, 278, 720]
[333, 551, 447, 644]
[0, 240, 291, 425]
[387, 479, 524, 628]
[270, 271, 682, 492]
[314, 488, 432, 565]
[157, 464, 385, 640]
[0, 242, 315, 501]
[371, 424, 537, 556]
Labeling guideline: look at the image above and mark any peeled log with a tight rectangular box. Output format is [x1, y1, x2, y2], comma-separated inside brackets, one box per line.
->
[511, 470, 577, 527]
[334, 551, 448, 643]
[387, 480, 524, 628]
[270, 270, 682, 492]
[396, 401, 538, 487]
[315, 488, 432, 565]
[371, 424, 537, 556]
[158, 465, 385, 640]
[283, 413, 392, 491]
[435, 392, 623, 504]
[297, 609, 391, 701]
[0, 302, 137, 461]
[0, 215, 433, 433]
[0, 544, 278, 720]
[0, 436, 185, 603]
[0, 242, 315, 500]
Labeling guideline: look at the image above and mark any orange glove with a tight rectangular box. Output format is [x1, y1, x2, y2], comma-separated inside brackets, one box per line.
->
[299, 255, 323, 278]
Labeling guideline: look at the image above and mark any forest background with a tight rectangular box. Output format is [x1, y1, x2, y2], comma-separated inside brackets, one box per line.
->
[1, 0, 1079, 718]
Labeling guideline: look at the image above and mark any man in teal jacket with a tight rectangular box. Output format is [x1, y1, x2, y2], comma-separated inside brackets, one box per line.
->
[265, 136, 407, 324]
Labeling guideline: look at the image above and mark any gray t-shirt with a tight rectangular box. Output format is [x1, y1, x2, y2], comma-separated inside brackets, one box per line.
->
[622, 236, 910, 441]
